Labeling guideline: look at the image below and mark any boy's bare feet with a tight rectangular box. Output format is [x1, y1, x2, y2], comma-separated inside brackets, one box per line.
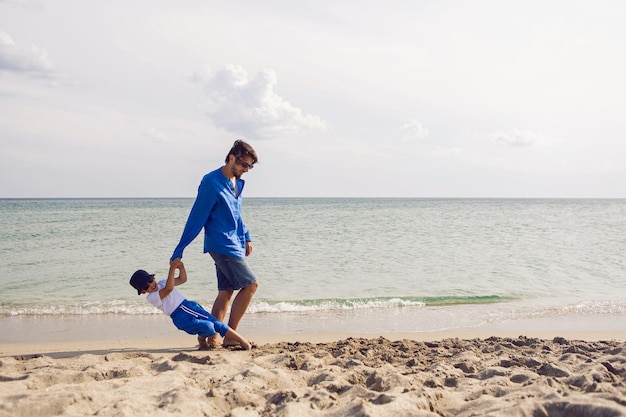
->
[207, 334, 223, 348]
[198, 336, 212, 350]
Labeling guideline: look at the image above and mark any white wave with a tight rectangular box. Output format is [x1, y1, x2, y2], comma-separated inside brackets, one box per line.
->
[247, 298, 426, 314]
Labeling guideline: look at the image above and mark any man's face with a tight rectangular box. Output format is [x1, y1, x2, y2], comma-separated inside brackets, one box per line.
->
[231, 155, 255, 179]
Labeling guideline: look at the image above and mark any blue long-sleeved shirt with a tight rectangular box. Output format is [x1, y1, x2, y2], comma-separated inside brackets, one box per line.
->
[171, 167, 251, 260]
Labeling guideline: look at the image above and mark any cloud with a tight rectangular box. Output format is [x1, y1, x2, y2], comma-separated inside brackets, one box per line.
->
[143, 128, 169, 144]
[0, 31, 55, 76]
[490, 129, 549, 148]
[190, 64, 327, 139]
[400, 119, 429, 142]
[0, 0, 42, 6]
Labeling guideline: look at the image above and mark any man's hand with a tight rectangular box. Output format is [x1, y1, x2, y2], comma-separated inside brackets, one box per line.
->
[245, 241, 253, 256]
[170, 258, 182, 268]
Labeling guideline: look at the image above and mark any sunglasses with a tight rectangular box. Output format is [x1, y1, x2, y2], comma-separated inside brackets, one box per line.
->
[236, 157, 254, 170]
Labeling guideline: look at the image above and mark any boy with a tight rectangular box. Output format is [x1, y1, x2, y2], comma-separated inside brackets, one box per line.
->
[130, 262, 252, 350]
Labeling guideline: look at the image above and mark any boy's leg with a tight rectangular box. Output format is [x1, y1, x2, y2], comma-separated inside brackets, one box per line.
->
[171, 300, 219, 350]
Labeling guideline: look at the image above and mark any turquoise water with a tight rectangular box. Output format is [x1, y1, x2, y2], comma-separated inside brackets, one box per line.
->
[1, 198, 625, 339]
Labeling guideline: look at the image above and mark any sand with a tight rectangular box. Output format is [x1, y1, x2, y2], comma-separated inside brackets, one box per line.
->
[1, 331, 625, 417]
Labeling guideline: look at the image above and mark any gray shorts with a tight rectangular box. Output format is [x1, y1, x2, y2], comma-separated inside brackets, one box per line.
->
[209, 252, 258, 291]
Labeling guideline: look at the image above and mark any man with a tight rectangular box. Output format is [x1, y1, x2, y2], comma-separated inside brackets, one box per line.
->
[170, 139, 259, 348]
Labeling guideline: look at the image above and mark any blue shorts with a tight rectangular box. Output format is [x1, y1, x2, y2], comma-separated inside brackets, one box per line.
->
[170, 299, 229, 338]
[209, 252, 258, 291]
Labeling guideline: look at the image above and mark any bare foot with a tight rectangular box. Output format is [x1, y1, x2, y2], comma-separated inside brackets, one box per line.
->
[222, 337, 240, 348]
[207, 334, 223, 348]
[223, 338, 252, 350]
[197, 336, 212, 350]
[198, 336, 211, 350]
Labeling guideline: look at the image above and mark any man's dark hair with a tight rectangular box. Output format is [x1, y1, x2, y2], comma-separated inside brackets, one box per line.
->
[225, 140, 258, 164]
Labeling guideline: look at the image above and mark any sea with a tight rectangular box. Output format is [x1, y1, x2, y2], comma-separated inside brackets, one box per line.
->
[1, 198, 625, 343]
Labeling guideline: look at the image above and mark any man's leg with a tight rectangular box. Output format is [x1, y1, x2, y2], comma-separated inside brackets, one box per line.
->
[208, 290, 233, 346]
[223, 281, 258, 346]
[209, 252, 259, 347]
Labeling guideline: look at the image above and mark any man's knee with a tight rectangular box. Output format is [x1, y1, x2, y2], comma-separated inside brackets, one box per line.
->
[217, 290, 234, 301]
[246, 281, 259, 293]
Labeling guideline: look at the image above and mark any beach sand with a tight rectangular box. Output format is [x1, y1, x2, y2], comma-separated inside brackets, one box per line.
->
[1, 329, 625, 417]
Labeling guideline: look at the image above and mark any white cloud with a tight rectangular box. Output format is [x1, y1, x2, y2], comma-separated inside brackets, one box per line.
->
[400, 119, 429, 143]
[0, 31, 54, 75]
[490, 129, 550, 148]
[190, 64, 327, 139]
[1, 1, 625, 198]
[0, 0, 42, 6]
[143, 127, 169, 144]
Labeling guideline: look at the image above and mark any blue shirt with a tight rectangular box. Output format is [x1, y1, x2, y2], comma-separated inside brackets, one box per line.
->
[171, 167, 251, 260]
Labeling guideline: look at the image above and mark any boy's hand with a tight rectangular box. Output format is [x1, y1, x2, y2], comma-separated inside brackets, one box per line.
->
[170, 258, 182, 268]
[174, 260, 188, 285]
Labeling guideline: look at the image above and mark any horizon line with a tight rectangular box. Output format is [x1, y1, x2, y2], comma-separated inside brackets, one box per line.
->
[1, 196, 625, 200]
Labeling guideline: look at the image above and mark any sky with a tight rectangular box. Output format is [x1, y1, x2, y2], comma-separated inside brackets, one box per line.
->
[1, 0, 625, 198]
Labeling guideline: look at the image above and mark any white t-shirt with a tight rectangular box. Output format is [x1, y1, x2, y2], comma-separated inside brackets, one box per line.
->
[146, 280, 185, 316]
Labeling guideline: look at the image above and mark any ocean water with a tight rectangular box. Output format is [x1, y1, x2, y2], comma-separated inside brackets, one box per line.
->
[1, 198, 625, 341]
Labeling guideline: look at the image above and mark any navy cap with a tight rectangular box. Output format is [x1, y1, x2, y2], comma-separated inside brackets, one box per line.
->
[129, 270, 155, 295]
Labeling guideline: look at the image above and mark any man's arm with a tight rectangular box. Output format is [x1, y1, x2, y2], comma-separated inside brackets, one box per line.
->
[171, 178, 216, 261]
[243, 218, 252, 256]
